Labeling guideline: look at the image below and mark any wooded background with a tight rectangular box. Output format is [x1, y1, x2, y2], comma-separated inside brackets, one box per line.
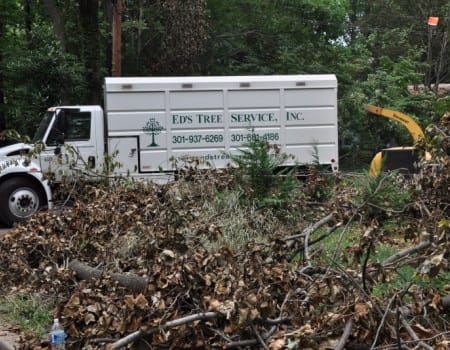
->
[1, 0, 450, 158]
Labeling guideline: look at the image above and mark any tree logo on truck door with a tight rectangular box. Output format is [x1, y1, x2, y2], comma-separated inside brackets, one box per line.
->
[143, 118, 164, 147]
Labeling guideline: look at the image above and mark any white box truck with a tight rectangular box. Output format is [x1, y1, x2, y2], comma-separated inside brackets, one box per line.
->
[0, 74, 338, 226]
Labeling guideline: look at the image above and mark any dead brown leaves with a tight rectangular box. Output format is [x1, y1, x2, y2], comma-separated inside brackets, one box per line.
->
[0, 162, 448, 349]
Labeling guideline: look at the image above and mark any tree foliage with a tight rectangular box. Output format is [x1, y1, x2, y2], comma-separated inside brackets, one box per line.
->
[205, 0, 348, 74]
[0, 0, 450, 154]
[1, 2, 86, 136]
[153, 0, 208, 74]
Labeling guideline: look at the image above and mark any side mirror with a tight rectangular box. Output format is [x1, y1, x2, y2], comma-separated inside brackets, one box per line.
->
[54, 146, 61, 155]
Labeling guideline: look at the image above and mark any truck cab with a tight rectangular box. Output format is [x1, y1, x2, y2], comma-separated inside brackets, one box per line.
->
[0, 106, 104, 226]
[33, 106, 105, 178]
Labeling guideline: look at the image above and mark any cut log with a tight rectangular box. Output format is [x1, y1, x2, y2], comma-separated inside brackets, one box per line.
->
[68, 260, 148, 293]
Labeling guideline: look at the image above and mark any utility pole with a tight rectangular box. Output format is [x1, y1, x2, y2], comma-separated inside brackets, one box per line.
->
[111, 0, 122, 77]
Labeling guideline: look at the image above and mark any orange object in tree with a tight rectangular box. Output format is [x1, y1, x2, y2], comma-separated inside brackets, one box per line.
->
[428, 17, 439, 26]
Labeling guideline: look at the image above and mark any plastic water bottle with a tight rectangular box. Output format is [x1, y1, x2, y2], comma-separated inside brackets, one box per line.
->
[49, 318, 66, 350]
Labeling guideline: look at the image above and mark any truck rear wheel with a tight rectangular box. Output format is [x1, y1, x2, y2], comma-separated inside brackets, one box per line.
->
[0, 177, 46, 227]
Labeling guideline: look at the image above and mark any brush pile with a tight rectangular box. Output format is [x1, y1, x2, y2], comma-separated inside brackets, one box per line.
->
[1, 115, 449, 349]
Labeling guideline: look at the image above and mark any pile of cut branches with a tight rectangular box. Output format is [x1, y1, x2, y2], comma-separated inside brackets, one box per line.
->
[1, 115, 450, 349]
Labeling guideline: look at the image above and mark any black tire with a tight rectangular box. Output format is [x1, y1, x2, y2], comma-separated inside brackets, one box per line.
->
[0, 177, 46, 227]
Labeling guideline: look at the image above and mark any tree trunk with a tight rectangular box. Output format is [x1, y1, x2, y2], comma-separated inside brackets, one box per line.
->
[0, 6, 5, 137]
[111, 0, 122, 77]
[434, 30, 448, 91]
[78, 0, 102, 105]
[103, 0, 113, 75]
[42, 0, 66, 52]
[23, 0, 32, 46]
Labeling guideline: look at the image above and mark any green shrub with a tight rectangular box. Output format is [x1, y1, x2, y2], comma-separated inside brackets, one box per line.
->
[351, 172, 413, 220]
[227, 137, 300, 208]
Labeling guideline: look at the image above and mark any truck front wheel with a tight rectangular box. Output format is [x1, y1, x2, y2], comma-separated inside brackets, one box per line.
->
[0, 178, 46, 227]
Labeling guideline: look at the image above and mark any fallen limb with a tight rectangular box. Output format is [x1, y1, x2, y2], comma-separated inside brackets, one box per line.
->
[254, 316, 292, 325]
[286, 213, 335, 249]
[301, 217, 341, 268]
[108, 311, 223, 349]
[335, 317, 354, 350]
[399, 313, 434, 350]
[225, 326, 276, 349]
[380, 331, 450, 349]
[68, 260, 148, 294]
[303, 218, 314, 267]
[226, 293, 290, 348]
[370, 294, 397, 349]
[250, 323, 270, 350]
[367, 241, 432, 279]
[289, 222, 341, 262]
[381, 241, 431, 267]
[108, 330, 143, 350]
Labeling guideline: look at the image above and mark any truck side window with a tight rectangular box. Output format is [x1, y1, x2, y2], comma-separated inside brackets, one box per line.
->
[64, 111, 91, 141]
[47, 111, 91, 146]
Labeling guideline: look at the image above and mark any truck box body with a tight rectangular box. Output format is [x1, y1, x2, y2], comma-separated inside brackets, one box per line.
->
[104, 75, 338, 175]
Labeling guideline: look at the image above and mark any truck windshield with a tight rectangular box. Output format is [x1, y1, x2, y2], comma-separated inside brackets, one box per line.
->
[32, 111, 55, 143]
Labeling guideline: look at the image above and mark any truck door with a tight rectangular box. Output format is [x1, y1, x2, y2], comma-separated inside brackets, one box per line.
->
[40, 108, 101, 179]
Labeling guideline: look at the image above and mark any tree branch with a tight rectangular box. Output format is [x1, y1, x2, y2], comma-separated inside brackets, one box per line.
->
[335, 317, 354, 350]
[381, 241, 431, 267]
[286, 213, 334, 248]
[399, 313, 434, 350]
[108, 312, 223, 349]
[289, 222, 341, 262]
[225, 326, 276, 349]
[250, 323, 270, 350]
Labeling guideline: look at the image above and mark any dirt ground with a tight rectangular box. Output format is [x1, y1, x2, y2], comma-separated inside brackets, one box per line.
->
[0, 319, 20, 350]
[0, 226, 20, 350]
